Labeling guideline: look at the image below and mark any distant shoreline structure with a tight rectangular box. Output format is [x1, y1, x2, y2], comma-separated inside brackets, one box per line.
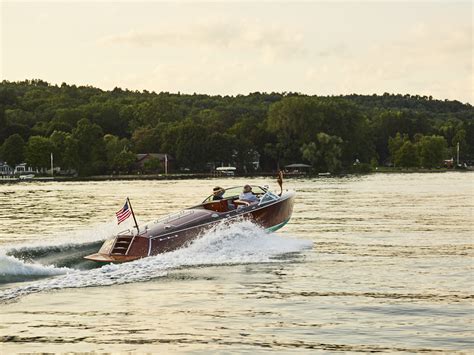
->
[0, 168, 471, 184]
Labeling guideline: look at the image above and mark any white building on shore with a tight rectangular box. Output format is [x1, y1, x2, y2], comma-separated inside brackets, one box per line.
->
[0, 162, 37, 176]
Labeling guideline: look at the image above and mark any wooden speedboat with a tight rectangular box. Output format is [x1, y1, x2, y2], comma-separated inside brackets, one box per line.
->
[84, 185, 295, 263]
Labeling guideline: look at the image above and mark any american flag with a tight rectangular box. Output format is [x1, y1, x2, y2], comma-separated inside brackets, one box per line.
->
[116, 201, 132, 224]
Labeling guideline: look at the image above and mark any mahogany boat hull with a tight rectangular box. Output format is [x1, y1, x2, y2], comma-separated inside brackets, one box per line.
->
[84, 190, 295, 263]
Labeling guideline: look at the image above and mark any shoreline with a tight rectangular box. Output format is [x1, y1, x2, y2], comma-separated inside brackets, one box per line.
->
[0, 168, 472, 184]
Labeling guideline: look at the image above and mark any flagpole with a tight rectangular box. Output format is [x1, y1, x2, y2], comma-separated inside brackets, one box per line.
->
[50, 152, 54, 178]
[457, 142, 460, 166]
[126, 197, 139, 232]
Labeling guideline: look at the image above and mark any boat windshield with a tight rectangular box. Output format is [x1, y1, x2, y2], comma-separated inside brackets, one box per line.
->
[202, 186, 267, 203]
[258, 190, 280, 205]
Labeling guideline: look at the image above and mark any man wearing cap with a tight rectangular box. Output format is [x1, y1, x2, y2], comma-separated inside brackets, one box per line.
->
[212, 186, 225, 200]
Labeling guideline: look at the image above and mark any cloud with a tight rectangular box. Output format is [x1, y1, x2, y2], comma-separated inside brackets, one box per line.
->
[95, 13, 472, 102]
[98, 20, 306, 63]
[383, 23, 473, 63]
[301, 20, 473, 102]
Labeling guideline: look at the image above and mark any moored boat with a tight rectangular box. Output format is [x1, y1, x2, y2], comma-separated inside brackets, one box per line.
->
[84, 184, 295, 263]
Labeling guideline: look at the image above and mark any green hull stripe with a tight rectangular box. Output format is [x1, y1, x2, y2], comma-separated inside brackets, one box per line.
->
[266, 218, 290, 232]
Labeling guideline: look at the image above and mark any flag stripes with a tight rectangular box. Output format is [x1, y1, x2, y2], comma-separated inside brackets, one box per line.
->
[116, 201, 132, 224]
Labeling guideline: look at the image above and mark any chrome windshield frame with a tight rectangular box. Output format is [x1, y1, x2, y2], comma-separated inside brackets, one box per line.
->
[257, 190, 280, 206]
[202, 185, 268, 203]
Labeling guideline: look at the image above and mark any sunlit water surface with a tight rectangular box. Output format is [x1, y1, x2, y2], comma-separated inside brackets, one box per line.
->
[0, 173, 472, 353]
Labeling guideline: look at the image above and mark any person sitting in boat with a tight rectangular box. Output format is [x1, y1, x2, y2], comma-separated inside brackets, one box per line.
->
[212, 186, 225, 200]
[235, 184, 259, 206]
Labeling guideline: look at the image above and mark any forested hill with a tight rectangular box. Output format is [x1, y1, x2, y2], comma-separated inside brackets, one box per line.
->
[0, 79, 472, 175]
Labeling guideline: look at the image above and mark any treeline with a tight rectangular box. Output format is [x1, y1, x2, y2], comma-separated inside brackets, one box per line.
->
[0, 79, 472, 175]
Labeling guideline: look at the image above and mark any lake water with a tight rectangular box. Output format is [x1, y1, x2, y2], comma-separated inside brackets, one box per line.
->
[0, 173, 473, 353]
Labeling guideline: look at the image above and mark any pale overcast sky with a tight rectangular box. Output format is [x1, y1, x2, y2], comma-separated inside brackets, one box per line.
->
[1, 1, 472, 103]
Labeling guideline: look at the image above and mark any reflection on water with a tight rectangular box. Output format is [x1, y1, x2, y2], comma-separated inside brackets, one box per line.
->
[0, 173, 473, 352]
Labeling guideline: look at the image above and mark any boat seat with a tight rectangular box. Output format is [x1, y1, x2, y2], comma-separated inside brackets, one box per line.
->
[202, 199, 229, 213]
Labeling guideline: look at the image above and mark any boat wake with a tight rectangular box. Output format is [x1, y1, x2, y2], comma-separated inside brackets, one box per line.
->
[1, 221, 120, 278]
[0, 253, 71, 284]
[0, 221, 312, 302]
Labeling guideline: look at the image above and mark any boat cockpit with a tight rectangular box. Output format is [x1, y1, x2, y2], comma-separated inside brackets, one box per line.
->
[200, 186, 280, 213]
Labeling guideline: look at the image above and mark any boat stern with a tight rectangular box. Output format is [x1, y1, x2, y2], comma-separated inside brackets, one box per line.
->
[84, 233, 150, 263]
[83, 253, 140, 263]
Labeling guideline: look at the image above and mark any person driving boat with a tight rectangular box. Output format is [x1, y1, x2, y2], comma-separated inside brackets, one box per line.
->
[234, 184, 259, 206]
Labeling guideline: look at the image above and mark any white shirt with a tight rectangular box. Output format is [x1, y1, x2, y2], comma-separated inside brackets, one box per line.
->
[239, 191, 258, 203]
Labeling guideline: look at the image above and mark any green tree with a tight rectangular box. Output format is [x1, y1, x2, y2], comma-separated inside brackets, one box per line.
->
[372, 111, 431, 163]
[370, 157, 379, 169]
[112, 150, 136, 173]
[394, 141, 419, 168]
[206, 132, 237, 165]
[84, 101, 128, 136]
[388, 132, 409, 164]
[168, 122, 210, 171]
[1, 134, 25, 166]
[132, 95, 184, 129]
[50, 130, 70, 167]
[4, 109, 35, 130]
[131, 126, 162, 153]
[52, 108, 83, 129]
[418, 135, 447, 168]
[451, 129, 467, 161]
[71, 118, 106, 175]
[25, 136, 55, 169]
[104, 134, 131, 171]
[0, 105, 6, 142]
[267, 97, 325, 165]
[0, 80, 473, 173]
[263, 142, 285, 170]
[143, 157, 161, 173]
[267, 96, 370, 167]
[465, 122, 474, 158]
[301, 133, 343, 173]
[62, 135, 80, 171]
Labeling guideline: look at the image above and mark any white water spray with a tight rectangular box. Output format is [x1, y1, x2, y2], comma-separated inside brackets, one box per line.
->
[0, 221, 312, 302]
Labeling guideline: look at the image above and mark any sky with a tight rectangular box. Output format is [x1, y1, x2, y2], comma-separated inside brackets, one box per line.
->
[1, 1, 473, 103]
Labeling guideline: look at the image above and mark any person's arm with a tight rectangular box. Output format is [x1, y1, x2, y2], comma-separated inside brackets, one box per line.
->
[233, 199, 250, 206]
[244, 193, 259, 202]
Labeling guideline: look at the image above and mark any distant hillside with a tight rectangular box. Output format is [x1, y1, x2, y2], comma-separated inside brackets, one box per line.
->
[0, 80, 472, 175]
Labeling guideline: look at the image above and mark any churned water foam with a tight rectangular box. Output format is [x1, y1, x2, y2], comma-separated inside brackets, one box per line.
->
[0, 220, 312, 301]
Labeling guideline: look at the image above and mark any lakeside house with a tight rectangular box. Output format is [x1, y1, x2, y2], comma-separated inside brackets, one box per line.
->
[284, 163, 311, 174]
[0, 162, 37, 176]
[136, 153, 173, 173]
[0, 161, 13, 175]
[0, 161, 64, 176]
